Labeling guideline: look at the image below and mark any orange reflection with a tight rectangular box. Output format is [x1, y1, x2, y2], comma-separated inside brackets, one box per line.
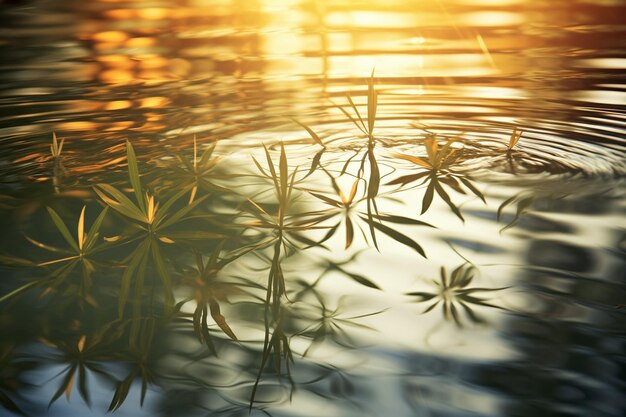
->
[92, 31, 128, 44]
[125, 37, 156, 48]
[139, 97, 170, 108]
[57, 121, 100, 131]
[137, 8, 171, 20]
[104, 100, 132, 111]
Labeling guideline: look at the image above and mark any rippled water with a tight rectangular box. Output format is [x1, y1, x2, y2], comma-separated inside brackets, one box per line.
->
[0, 1, 625, 417]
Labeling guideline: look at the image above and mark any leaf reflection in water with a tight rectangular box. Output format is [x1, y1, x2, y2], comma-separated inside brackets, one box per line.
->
[407, 263, 509, 328]
[0, 76, 544, 416]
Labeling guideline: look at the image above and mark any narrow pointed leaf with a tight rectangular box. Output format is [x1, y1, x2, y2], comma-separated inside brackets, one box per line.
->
[392, 153, 432, 168]
[336, 267, 380, 289]
[367, 72, 377, 135]
[421, 178, 436, 214]
[303, 148, 325, 179]
[84, 207, 108, 251]
[198, 142, 217, 168]
[386, 171, 430, 186]
[345, 217, 354, 249]
[77, 206, 86, 250]
[362, 217, 427, 257]
[47, 207, 79, 252]
[158, 194, 208, 230]
[126, 141, 146, 213]
[370, 214, 434, 227]
[292, 118, 326, 148]
[460, 177, 486, 203]
[346, 94, 367, 134]
[434, 181, 464, 221]
[309, 192, 342, 208]
[94, 184, 146, 223]
[209, 300, 238, 341]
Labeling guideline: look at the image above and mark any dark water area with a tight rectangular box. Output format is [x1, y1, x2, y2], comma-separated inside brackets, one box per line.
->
[0, 1, 625, 416]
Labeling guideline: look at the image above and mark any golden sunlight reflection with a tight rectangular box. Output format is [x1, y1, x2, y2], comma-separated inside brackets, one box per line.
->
[6, 0, 624, 207]
[76, 0, 531, 89]
[1, 1, 625, 416]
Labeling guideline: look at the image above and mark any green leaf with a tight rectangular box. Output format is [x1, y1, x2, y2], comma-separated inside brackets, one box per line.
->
[285, 165, 299, 205]
[162, 231, 223, 240]
[0, 280, 39, 303]
[152, 187, 189, 227]
[94, 184, 146, 223]
[152, 242, 174, 308]
[279, 143, 288, 206]
[47, 207, 79, 252]
[126, 141, 146, 213]
[157, 194, 208, 230]
[84, 207, 108, 251]
[263, 144, 280, 195]
[198, 142, 217, 168]
[118, 239, 151, 317]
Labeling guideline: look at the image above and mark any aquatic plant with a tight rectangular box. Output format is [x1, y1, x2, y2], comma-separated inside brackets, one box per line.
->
[389, 135, 486, 221]
[332, 70, 382, 247]
[0, 76, 535, 417]
[50, 132, 64, 158]
[163, 135, 226, 204]
[0, 205, 108, 306]
[507, 128, 523, 151]
[180, 246, 240, 352]
[297, 296, 383, 356]
[406, 263, 508, 327]
[93, 141, 222, 318]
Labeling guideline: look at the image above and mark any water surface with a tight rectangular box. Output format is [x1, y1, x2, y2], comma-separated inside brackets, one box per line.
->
[0, 1, 625, 416]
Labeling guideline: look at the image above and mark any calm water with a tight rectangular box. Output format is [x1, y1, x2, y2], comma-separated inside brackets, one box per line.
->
[0, 1, 625, 416]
